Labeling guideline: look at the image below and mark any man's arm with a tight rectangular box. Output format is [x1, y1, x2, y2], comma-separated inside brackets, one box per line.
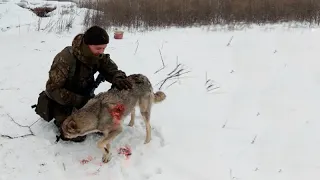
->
[98, 54, 127, 83]
[45, 53, 85, 107]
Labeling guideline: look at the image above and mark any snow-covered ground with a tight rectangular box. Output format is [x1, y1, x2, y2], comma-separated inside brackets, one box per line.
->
[1, 0, 320, 180]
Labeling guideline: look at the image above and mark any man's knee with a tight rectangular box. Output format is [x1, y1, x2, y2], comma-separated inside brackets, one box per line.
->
[51, 104, 72, 127]
[53, 115, 68, 127]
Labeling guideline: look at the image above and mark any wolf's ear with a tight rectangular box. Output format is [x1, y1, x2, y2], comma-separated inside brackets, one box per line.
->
[67, 120, 78, 133]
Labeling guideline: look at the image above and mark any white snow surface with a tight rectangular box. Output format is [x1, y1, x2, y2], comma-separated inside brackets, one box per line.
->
[1, 0, 320, 180]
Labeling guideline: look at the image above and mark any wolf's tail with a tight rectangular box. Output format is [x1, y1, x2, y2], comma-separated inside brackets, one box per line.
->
[153, 91, 166, 103]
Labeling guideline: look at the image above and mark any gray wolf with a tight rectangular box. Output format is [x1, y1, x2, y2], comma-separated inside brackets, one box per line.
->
[60, 74, 166, 163]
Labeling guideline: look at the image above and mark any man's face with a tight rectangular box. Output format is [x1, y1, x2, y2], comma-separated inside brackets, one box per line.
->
[88, 44, 107, 56]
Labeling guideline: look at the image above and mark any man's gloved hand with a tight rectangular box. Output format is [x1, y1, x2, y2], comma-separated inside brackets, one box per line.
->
[112, 77, 133, 90]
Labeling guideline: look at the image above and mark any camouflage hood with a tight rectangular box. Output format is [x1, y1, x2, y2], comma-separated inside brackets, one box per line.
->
[71, 34, 103, 66]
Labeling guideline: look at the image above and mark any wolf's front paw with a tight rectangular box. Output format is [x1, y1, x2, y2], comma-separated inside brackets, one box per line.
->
[128, 121, 134, 127]
[144, 135, 151, 144]
[102, 153, 111, 163]
[144, 139, 151, 144]
[102, 147, 111, 163]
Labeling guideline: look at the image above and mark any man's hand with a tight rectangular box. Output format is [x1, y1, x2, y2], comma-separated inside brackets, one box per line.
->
[112, 77, 133, 90]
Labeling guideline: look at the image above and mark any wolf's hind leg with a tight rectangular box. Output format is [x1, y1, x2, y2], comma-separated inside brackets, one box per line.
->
[139, 93, 152, 144]
[128, 107, 135, 127]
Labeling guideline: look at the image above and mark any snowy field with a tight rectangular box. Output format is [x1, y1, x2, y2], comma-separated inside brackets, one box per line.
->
[1, 0, 320, 180]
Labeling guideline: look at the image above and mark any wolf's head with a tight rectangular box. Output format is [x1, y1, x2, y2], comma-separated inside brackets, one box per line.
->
[60, 114, 81, 139]
[60, 108, 97, 139]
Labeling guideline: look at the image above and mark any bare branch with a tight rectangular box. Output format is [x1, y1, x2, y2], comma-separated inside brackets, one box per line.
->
[207, 85, 220, 92]
[161, 41, 165, 50]
[156, 62, 191, 90]
[134, 40, 139, 55]
[226, 36, 234, 46]
[205, 72, 220, 92]
[1, 134, 34, 139]
[167, 63, 182, 76]
[154, 65, 166, 74]
[158, 71, 191, 90]
[0, 88, 20, 90]
[158, 49, 165, 67]
[29, 118, 41, 127]
[222, 119, 228, 128]
[229, 169, 233, 180]
[251, 135, 257, 144]
[205, 73, 209, 84]
[165, 80, 178, 90]
[154, 49, 166, 74]
[155, 76, 191, 87]
[62, 163, 66, 171]
[7, 113, 29, 128]
[0, 113, 38, 139]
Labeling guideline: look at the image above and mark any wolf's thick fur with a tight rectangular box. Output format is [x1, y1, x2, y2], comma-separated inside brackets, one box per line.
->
[60, 74, 166, 163]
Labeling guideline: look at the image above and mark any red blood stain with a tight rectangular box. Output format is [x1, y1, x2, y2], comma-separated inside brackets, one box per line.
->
[109, 104, 125, 125]
[118, 145, 132, 159]
[80, 155, 93, 165]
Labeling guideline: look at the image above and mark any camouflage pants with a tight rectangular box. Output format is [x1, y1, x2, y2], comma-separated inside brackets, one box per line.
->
[51, 102, 73, 128]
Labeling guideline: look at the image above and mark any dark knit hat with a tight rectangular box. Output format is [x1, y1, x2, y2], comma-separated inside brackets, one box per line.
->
[83, 26, 109, 45]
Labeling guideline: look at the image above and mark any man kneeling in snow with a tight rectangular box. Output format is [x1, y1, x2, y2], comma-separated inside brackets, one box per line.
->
[33, 25, 132, 142]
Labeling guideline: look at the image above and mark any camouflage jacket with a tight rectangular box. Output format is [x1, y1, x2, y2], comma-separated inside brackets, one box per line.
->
[45, 34, 126, 107]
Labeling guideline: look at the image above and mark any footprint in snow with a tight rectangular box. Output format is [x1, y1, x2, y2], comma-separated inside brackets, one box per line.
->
[141, 167, 163, 180]
[152, 127, 166, 147]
